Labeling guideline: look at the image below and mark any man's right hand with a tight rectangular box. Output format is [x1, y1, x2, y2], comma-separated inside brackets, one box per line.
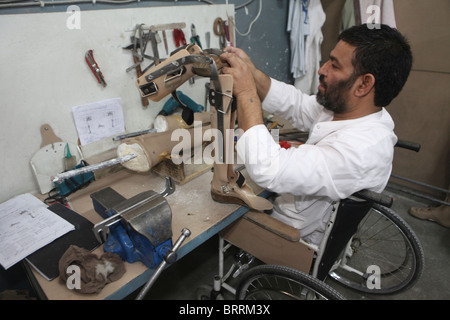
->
[222, 46, 271, 102]
[220, 52, 258, 101]
[223, 46, 257, 73]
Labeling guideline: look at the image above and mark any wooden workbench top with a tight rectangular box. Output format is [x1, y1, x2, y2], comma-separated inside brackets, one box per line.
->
[29, 167, 265, 300]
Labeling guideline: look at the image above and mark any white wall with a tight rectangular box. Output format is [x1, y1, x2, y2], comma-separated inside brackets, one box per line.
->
[0, 4, 233, 203]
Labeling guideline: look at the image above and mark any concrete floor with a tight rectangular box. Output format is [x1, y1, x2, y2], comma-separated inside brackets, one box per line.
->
[131, 184, 450, 300]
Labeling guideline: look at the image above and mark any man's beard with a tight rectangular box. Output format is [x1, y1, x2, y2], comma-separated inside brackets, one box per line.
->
[316, 74, 357, 114]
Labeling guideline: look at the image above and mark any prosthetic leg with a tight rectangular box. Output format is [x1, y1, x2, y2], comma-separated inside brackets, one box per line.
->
[209, 74, 272, 211]
[133, 44, 272, 210]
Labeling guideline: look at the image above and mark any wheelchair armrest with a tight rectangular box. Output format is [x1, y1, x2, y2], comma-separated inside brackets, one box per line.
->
[243, 211, 301, 242]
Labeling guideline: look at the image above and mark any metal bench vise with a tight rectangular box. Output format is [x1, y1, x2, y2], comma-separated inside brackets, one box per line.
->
[90, 177, 176, 268]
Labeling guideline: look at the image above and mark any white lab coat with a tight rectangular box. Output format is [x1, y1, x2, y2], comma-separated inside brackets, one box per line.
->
[236, 78, 397, 245]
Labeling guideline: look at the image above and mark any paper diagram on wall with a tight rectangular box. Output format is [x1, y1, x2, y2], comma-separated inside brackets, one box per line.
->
[72, 97, 125, 146]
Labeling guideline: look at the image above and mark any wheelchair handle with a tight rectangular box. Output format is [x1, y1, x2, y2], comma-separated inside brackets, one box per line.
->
[395, 139, 421, 152]
[353, 189, 394, 208]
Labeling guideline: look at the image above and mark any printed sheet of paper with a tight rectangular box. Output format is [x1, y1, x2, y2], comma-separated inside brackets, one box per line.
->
[72, 98, 125, 146]
[0, 193, 75, 269]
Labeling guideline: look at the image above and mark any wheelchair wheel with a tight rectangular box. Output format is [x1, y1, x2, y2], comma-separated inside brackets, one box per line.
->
[329, 204, 424, 294]
[236, 265, 345, 300]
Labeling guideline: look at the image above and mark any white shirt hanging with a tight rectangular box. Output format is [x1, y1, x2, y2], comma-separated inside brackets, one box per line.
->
[287, 0, 311, 79]
[294, 0, 326, 95]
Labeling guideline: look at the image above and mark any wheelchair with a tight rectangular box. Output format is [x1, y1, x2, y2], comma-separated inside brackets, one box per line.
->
[196, 190, 424, 300]
[197, 141, 425, 300]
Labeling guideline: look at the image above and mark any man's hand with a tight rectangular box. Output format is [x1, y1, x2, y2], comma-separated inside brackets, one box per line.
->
[221, 47, 271, 102]
[220, 51, 264, 132]
[221, 51, 258, 100]
[223, 46, 257, 73]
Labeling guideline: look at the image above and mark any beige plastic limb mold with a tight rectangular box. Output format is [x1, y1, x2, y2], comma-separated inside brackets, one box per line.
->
[136, 47, 195, 100]
[117, 143, 150, 172]
[154, 112, 211, 132]
[118, 124, 210, 172]
[136, 44, 224, 100]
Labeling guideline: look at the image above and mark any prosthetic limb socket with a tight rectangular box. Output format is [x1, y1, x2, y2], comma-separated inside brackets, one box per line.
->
[117, 113, 211, 173]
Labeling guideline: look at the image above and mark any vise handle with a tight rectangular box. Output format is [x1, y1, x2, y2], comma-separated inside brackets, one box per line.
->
[135, 228, 191, 300]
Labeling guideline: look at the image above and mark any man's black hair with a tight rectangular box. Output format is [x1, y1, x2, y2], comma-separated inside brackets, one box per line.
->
[338, 24, 413, 107]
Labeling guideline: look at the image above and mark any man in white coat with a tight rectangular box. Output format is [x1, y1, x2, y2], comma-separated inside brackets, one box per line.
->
[220, 24, 412, 245]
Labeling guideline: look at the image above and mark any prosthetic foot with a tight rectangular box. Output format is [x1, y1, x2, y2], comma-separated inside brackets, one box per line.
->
[209, 74, 272, 211]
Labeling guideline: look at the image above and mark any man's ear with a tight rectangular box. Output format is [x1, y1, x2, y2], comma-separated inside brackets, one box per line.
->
[355, 73, 375, 97]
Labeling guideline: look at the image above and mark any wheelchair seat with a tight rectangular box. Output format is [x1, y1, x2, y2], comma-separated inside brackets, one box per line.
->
[220, 197, 374, 280]
[220, 210, 315, 273]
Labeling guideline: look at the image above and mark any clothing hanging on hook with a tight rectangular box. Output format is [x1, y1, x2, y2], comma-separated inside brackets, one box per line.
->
[289, 0, 325, 94]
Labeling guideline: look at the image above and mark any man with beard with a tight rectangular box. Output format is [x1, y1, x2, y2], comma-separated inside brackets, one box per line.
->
[220, 24, 412, 245]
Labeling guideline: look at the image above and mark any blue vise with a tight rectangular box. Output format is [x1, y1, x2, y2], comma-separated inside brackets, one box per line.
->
[90, 178, 176, 268]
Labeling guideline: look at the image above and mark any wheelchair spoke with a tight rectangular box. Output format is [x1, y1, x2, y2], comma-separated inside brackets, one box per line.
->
[237, 265, 345, 300]
[330, 205, 424, 294]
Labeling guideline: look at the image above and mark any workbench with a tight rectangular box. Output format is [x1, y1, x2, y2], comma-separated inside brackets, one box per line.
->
[25, 167, 269, 300]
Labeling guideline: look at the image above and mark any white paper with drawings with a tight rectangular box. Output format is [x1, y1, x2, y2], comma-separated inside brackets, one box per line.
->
[0, 193, 74, 269]
[72, 97, 125, 146]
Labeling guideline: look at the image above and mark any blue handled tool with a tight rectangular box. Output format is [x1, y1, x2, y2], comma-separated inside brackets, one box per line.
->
[159, 90, 204, 116]
[63, 143, 77, 171]
[190, 24, 202, 49]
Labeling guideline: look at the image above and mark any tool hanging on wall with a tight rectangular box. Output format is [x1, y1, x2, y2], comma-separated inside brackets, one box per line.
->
[162, 30, 169, 55]
[205, 31, 211, 49]
[149, 22, 186, 52]
[174, 28, 187, 48]
[150, 30, 160, 66]
[213, 18, 233, 49]
[123, 30, 150, 107]
[85, 49, 107, 87]
[188, 24, 202, 84]
[190, 24, 202, 49]
[123, 25, 153, 72]
[213, 18, 226, 49]
[125, 23, 187, 72]
[123, 23, 187, 105]
[63, 143, 77, 171]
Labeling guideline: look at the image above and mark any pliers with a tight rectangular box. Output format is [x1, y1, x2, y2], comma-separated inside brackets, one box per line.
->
[174, 28, 187, 48]
[190, 24, 202, 49]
